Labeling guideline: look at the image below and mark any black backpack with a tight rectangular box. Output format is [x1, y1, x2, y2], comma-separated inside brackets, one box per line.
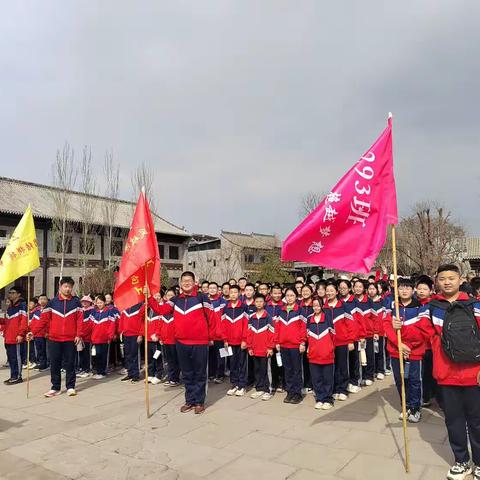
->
[430, 298, 480, 363]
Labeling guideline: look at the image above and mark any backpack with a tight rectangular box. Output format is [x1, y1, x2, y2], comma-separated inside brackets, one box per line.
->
[430, 298, 480, 363]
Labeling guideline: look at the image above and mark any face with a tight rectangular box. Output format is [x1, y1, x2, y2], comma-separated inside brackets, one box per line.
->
[367, 285, 377, 298]
[258, 284, 268, 296]
[81, 300, 92, 309]
[229, 288, 239, 301]
[222, 284, 230, 297]
[317, 285, 326, 298]
[96, 297, 106, 310]
[284, 290, 297, 305]
[398, 285, 414, 301]
[238, 279, 247, 289]
[153, 292, 162, 302]
[301, 286, 312, 300]
[59, 282, 73, 297]
[325, 285, 337, 301]
[415, 284, 432, 300]
[201, 283, 209, 294]
[105, 294, 113, 304]
[338, 282, 349, 297]
[165, 290, 175, 301]
[312, 299, 322, 314]
[353, 282, 365, 296]
[8, 290, 21, 304]
[208, 284, 218, 297]
[180, 275, 195, 294]
[295, 283, 303, 295]
[295, 276, 305, 284]
[244, 286, 255, 299]
[254, 297, 265, 310]
[378, 284, 383, 295]
[28, 300, 36, 310]
[436, 270, 461, 296]
[38, 295, 48, 307]
[271, 288, 282, 302]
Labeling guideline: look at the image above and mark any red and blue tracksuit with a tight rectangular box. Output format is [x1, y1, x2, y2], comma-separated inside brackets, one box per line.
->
[350, 294, 370, 385]
[209, 295, 227, 380]
[299, 299, 314, 389]
[29, 305, 46, 368]
[307, 312, 335, 404]
[88, 307, 118, 376]
[146, 308, 163, 379]
[158, 306, 180, 383]
[78, 306, 94, 373]
[369, 297, 386, 375]
[246, 310, 275, 393]
[222, 301, 248, 389]
[148, 289, 215, 407]
[266, 300, 285, 390]
[275, 304, 306, 397]
[243, 298, 257, 385]
[119, 302, 145, 379]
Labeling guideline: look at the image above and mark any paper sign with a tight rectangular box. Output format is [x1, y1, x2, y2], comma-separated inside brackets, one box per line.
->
[219, 346, 233, 358]
[91, 345, 96, 356]
[276, 352, 283, 367]
[153, 350, 161, 360]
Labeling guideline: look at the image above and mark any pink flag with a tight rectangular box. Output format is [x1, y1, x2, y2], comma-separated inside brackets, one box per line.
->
[282, 116, 397, 274]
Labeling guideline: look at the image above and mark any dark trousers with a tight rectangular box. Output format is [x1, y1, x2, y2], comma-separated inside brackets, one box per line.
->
[176, 342, 208, 406]
[34, 337, 48, 369]
[93, 343, 109, 376]
[362, 337, 375, 381]
[253, 356, 271, 392]
[281, 347, 303, 396]
[108, 339, 122, 367]
[310, 362, 334, 404]
[349, 342, 360, 386]
[5, 343, 22, 379]
[78, 342, 91, 372]
[124, 335, 140, 379]
[271, 348, 285, 390]
[334, 345, 349, 395]
[164, 343, 180, 382]
[230, 345, 247, 388]
[49, 340, 76, 390]
[422, 349, 437, 403]
[391, 357, 422, 410]
[208, 340, 225, 379]
[385, 346, 391, 370]
[302, 345, 312, 389]
[20, 341, 35, 365]
[442, 385, 480, 465]
[374, 337, 386, 374]
[247, 354, 255, 386]
[147, 341, 163, 378]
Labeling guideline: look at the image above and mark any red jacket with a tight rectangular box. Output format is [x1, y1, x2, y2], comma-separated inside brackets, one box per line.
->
[306, 312, 335, 364]
[353, 294, 370, 339]
[29, 305, 47, 338]
[246, 310, 275, 357]
[90, 307, 118, 344]
[146, 308, 161, 340]
[1, 301, 28, 344]
[221, 301, 248, 346]
[41, 295, 83, 342]
[160, 312, 175, 345]
[421, 293, 480, 386]
[323, 300, 354, 347]
[275, 304, 307, 349]
[81, 306, 94, 343]
[369, 298, 384, 336]
[118, 303, 145, 337]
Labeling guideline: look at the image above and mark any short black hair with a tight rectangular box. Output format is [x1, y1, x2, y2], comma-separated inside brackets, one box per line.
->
[96, 294, 106, 302]
[59, 277, 75, 286]
[338, 279, 352, 289]
[201, 280, 209, 286]
[9, 286, 22, 295]
[398, 278, 414, 289]
[437, 264, 461, 276]
[415, 275, 434, 290]
[181, 271, 195, 280]
[221, 282, 230, 288]
[229, 285, 240, 292]
[271, 285, 282, 292]
[38, 293, 48, 298]
[471, 277, 480, 293]
[244, 283, 255, 289]
[284, 287, 298, 297]
[238, 277, 247, 282]
[208, 282, 218, 287]
[254, 293, 266, 302]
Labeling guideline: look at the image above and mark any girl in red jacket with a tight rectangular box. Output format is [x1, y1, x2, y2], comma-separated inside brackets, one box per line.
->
[308, 298, 335, 410]
[367, 284, 386, 381]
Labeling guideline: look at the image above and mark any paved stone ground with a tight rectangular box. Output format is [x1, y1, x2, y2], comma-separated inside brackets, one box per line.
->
[0, 350, 457, 480]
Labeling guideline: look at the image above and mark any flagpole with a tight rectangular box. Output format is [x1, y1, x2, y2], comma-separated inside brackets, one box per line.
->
[26, 275, 31, 398]
[391, 224, 410, 472]
[144, 264, 151, 418]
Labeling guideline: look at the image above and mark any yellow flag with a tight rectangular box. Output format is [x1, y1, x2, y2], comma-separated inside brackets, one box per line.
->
[0, 206, 40, 290]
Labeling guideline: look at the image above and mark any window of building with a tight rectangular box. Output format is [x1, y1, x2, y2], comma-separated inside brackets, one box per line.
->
[192, 261, 196, 269]
[244, 254, 254, 263]
[213, 260, 217, 267]
[159, 244, 164, 259]
[169, 246, 179, 260]
[55, 235, 72, 254]
[111, 239, 123, 256]
[79, 237, 95, 255]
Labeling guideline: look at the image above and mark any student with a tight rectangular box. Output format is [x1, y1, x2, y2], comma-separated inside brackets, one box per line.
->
[418, 265, 480, 480]
[1, 287, 27, 385]
[238, 277, 247, 301]
[31, 293, 49, 371]
[294, 280, 304, 297]
[242, 283, 256, 386]
[145, 293, 163, 385]
[89, 295, 117, 379]
[77, 295, 94, 378]
[275, 287, 306, 404]
[362, 283, 381, 385]
[41, 277, 83, 397]
[221, 282, 231, 302]
[316, 281, 327, 306]
[147, 271, 216, 414]
[257, 282, 270, 298]
[299, 285, 314, 393]
[368, 284, 386, 380]
[246, 294, 275, 401]
[307, 297, 335, 410]
[471, 277, 480, 300]
[324, 283, 354, 401]
[118, 301, 145, 383]
[200, 281, 210, 295]
[208, 282, 226, 383]
[384, 278, 429, 423]
[222, 285, 248, 397]
[352, 279, 370, 388]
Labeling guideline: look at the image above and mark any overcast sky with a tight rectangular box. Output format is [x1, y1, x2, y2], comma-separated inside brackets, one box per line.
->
[1, 1, 479, 238]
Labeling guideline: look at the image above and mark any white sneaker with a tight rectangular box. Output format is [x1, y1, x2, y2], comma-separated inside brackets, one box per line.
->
[93, 374, 106, 380]
[118, 368, 128, 375]
[338, 393, 348, 401]
[376, 373, 385, 380]
[407, 410, 422, 423]
[67, 388, 77, 396]
[150, 377, 161, 385]
[44, 389, 61, 398]
[385, 369, 392, 376]
[275, 387, 284, 393]
[347, 384, 361, 394]
[446, 462, 472, 480]
[27, 362, 37, 370]
[473, 465, 480, 480]
[315, 401, 324, 409]
[333, 393, 340, 400]
[77, 371, 90, 378]
[250, 390, 264, 399]
[261, 392, 272, 401]
[398, 408, 412, 420]
[322, 402, 334, 410]
[365, 379, 373, 386]
[235, 388, 245, 397]
[227, 386, 238, 396]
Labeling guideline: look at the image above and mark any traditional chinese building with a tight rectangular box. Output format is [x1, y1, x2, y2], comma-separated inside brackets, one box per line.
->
[0, 176, 190, 304]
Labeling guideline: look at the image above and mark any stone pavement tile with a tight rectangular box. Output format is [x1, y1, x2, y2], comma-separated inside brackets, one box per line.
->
[280, 422, 350, 445]
[208, 454, 297, 480]
[318, 410, 389, 433]
[242, 396, 302, 418]
[421, 465, 452, 480]
[339, 453, 424, 479]
[69, 392, 125, 408]
[393, 439, 453, 467]
[19, 401, 98, 421]
[2, 466, 71, 480]
[289, 469, 339, 480]
[63, 420, 128, 444]
[387, 421, 448, 445]
[228, 431, 299, 460]
[422, 409, 446, 426]
[276, 441, 357, 475]
[0, 451, 46, 476]
[331, 429, 402, 458]
[181, 421, 254, 448]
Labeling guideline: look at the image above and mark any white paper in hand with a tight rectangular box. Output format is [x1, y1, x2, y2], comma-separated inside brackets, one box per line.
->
[276, 352, 283, 367]
[153, 350, 161, 360]
[219, 347, 233, 358]
[91, 345, 96, 357]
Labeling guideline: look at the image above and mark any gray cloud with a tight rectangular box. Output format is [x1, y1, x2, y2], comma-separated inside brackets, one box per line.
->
[1, 1, 479, 237]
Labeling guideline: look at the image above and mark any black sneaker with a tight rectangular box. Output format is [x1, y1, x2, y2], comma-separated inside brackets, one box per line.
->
[3, 378, 13, 384]
[5, 378, 23, 385]
[283, 393, 293, 404]
[130, 377, 140, 383]
[290, 394, 303, 404]
[447, 462, 472, 480]
[121, 375, 132, 382]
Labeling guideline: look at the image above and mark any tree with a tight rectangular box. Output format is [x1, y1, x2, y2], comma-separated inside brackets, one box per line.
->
[102, 150, 120, 269]
[252, 250, 292, 284]
[82, 268, 116, 296]
[160, 264, 171, 289]
[131, 161, 157, 214]
[298, 191, 327, 218]
[51, 142, 77, 280]
[219, 244, 242, 281]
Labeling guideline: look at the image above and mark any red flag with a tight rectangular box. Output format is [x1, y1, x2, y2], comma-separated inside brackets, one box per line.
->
[114, 190, 160, 311]
[282, 116, 398, 274]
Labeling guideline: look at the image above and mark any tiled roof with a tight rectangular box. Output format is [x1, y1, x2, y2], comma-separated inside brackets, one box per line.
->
[221, 231, 281, 250]
[465, 237, 480, 259]
[0, 176, 189, 237]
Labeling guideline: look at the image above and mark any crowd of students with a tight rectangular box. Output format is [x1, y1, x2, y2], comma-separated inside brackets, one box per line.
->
[1, 267, 480, 480]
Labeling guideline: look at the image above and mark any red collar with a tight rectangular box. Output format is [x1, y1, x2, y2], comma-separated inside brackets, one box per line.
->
[309, 312, 325, 323]
[178, 286, 199, 298]
[253, 310, 268, 319]
[324, 299, 342, 308]
[227, 300, 242, 308]
[433, 292, 470, 302]
[300, 299, 313, 307]
[281, 303, 300, 312]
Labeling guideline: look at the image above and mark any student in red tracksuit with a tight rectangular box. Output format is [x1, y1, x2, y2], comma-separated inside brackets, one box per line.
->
[222, 285, 249, 397]
[246, 294, 275, 401]
[145, 292, 163, 384]
[415, 265, 480, 480]
[208, 282, 226, 383]
[31, 293, 49, 371]
[275, 287, 306, 404]
[1, 287, 27, 385]
[299, 285, 314, 392]
[368, 284, 386, 380]
[146, 271, 216, 415]
[352, 279, 369, 390]
[77, 295, 94, 378]
[308, 297, 335, 410]
[362, 283, 381, 385]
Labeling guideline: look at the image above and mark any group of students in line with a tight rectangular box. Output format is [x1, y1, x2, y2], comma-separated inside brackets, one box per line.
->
[2, 267, 480, 480]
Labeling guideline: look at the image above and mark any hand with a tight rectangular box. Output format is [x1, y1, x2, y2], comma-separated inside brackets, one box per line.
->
[240, 341, 247, 350]
[224, 342, 229, 349]
[209, 340, 214, 346]
[348, 343, 354, 352]
[248, 349, 253, 356]
[26, 332, 34, 341]
[299, 344, 306, 353]
[16, 335, 24, 344]
[151, 334, 159, 342]
[276, 344, 281, 352]
[392, 319, 402, 330]
[137, 335, 143, 344]
[267, 349, 273, 357]
[74, 336, 81, 345]
[477, 370, 480, 386]
[373, 334, 379, 341]
[400, 343, 411, 359]
[143, 285, 150, 296]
